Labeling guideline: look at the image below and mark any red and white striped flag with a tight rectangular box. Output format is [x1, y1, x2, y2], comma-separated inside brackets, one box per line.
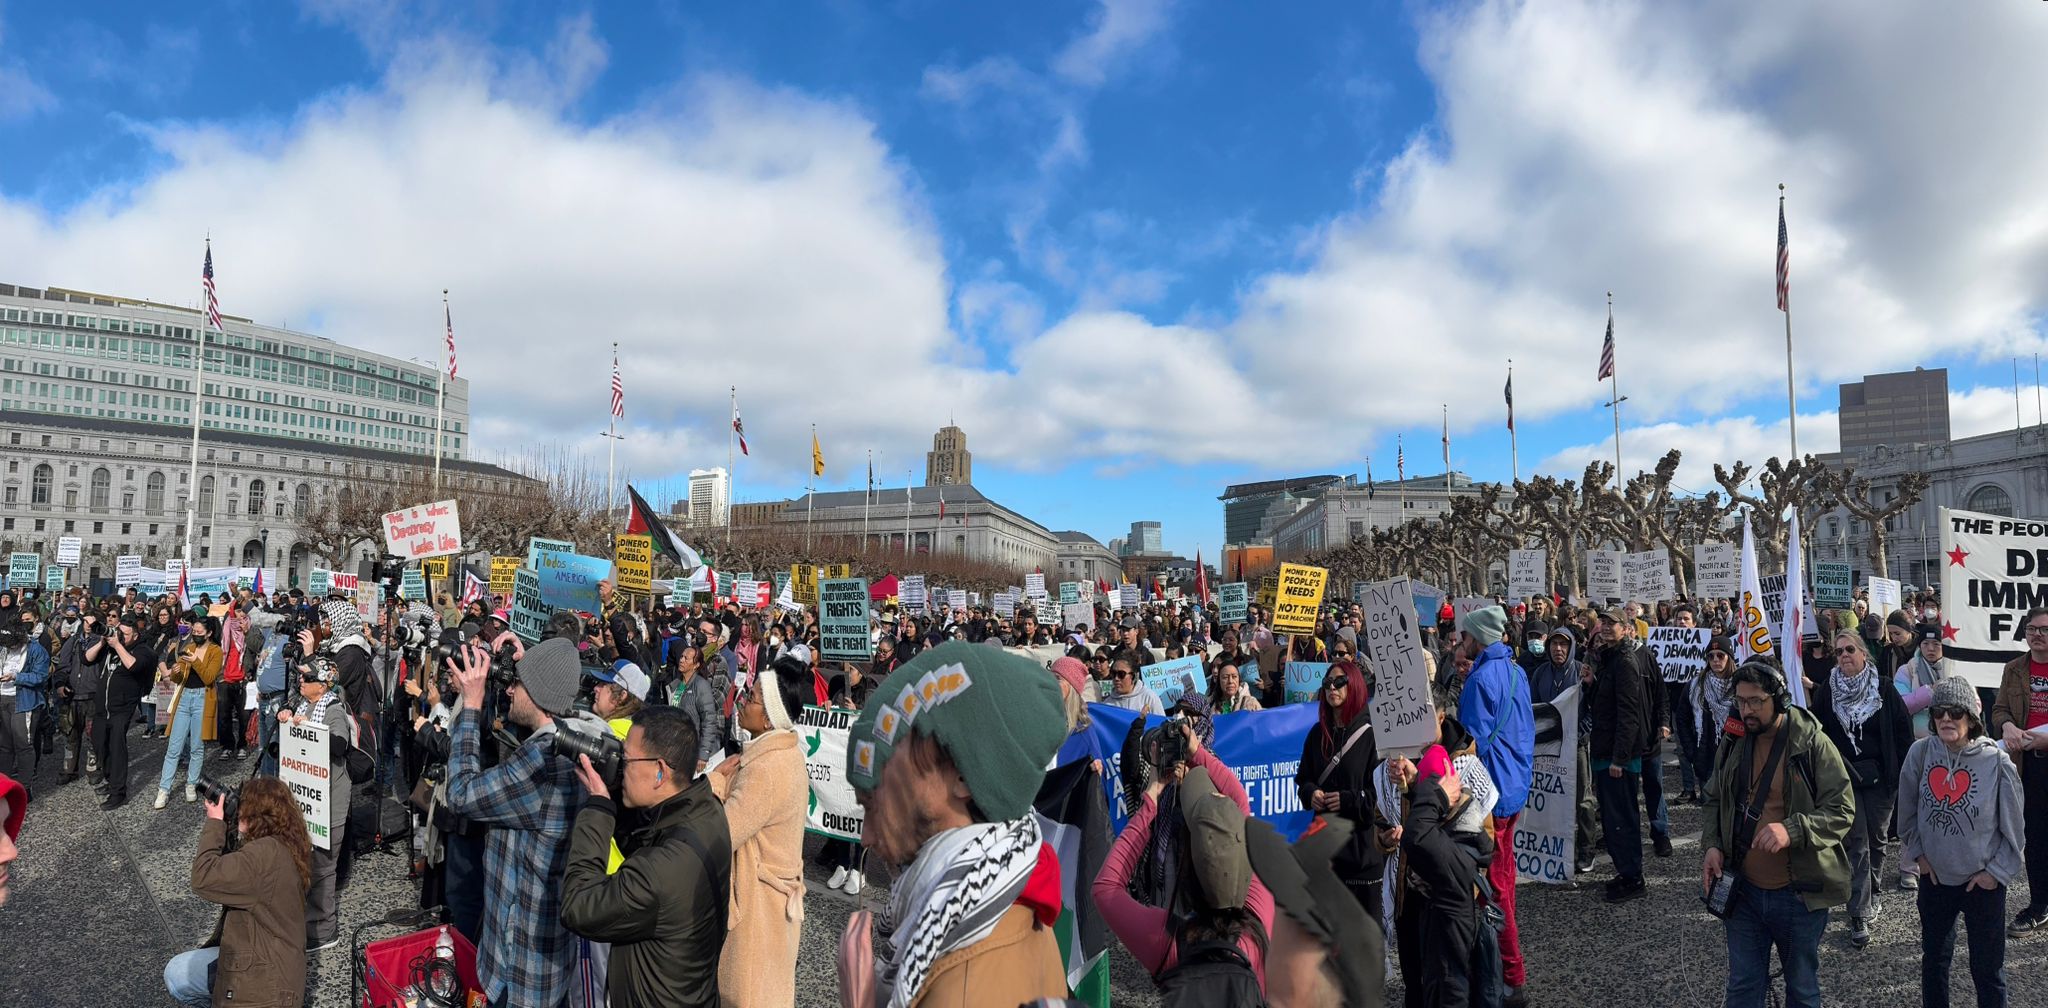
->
[609, 348, 624, 419]
[444, 300, 458, 379]
[460, 570, 486, 607]
[202, 244, 222, 331]
[1776, 198, 1790, 312]
[1596, 310, 1615, 381]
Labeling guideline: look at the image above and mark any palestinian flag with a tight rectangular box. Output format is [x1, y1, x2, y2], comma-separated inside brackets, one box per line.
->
[625, 483, 703, 570]
[1032, 756, 1111, 1006]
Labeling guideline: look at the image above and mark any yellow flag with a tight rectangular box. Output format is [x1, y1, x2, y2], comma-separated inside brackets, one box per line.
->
[811, 431, 825, 477]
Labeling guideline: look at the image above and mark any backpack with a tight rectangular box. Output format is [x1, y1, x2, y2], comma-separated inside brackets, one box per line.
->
[1155, 938, 1266, 1008]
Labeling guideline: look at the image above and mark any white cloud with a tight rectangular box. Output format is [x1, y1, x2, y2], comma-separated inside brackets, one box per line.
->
[1952, 380, 2048, 439]
[1051, 0, 1178, 89]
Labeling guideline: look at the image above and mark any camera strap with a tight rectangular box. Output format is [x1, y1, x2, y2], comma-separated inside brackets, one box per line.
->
[1729, 726, 1789, 870]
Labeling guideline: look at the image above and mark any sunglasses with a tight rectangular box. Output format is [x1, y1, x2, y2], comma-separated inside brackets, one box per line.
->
[1833, 646, 1860, 656]
[1324, 680, 1349, 691]
[1332, 649, 1353, 658]
[1929, 705, 1970, 721]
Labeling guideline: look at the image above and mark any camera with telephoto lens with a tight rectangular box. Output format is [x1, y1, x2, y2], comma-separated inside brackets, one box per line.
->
[1142, 713, 1190, 772]
[276, 614, 305, 663]
[197, 775, 241, 844]
[432, 624, 472, 663]
[548, 717, 623, 792]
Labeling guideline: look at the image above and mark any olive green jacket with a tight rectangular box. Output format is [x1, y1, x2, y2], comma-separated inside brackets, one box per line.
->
[1701, 704, 1855, 912]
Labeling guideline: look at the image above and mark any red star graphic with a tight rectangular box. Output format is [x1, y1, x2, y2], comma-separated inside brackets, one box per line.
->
[1946, 546, 1969, 567]
[1940, 621, 1959, 643]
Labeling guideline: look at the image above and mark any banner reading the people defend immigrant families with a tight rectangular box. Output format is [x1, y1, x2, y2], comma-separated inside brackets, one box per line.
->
[1940, 506, 2047, 689]
[1513, 684, 1580, 884]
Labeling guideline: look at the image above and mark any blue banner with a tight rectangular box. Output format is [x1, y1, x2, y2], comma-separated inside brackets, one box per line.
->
[1058, 701, 1318, 841]
[533, 550, 610, 611]
[1412, 585, 1443, 627]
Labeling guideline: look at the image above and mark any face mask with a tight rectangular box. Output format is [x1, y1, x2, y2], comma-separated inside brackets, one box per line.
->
[1527, 641, 1544, 656]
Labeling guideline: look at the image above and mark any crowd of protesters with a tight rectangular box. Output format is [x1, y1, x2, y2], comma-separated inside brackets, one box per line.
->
[0, 571, 2042, 1008]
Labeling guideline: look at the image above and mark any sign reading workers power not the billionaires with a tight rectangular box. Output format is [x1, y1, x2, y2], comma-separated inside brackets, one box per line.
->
[1940, 506, 2048, 689]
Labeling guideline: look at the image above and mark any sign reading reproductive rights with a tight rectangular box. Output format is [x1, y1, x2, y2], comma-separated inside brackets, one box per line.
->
[381, 499, 463, 559]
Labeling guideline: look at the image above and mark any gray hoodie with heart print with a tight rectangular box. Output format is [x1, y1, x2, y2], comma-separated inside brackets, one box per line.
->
[1895, 733, 2024, 887]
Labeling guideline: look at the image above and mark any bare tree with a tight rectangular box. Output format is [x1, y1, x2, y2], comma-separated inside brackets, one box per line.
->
[1712, 456, 1839, 569]
[1817, 464, 1931, 579]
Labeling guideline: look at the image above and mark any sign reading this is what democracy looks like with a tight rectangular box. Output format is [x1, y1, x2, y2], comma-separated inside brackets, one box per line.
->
[1941, 506, 2048, 689]
[382, 499, 463, 559]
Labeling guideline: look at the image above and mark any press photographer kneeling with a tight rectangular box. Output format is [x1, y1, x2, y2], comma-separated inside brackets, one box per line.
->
[164, 775, 316, 1008]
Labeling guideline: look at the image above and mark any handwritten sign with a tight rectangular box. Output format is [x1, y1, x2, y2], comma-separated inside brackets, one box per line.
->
[280, 719, 332, 850]
[534, 550, 609, 611]
[1284, 661, 1331, 705]
[1867, 576, 1901, 620]
[1218, 582, 1249, 624]
[820, 578, 873, 663]
[1272, 563, 1327, 633]
[1364, 576, 1436, 757]
[526, 537, 573, 570]
[1623, 547, 1670, 603]
[1694, 542, 1737, 597]
[1508, 549, 1546, 600]
[381, 499, 463, 559]
[510, 567, 549, 643]
[1140, 654, 1208, 707]
[1644, 625, 1710, 683]
[1587, 549, 1623, 602]
[1063, 601, 1096, 631]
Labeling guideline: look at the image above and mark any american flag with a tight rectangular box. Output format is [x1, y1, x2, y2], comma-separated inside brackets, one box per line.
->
[1396, 437, 1404, 480]
[1596, 312, 1615, 381]
[609, 348, 624, 419]
[1504, 371, 1514, 432]
[444, 301, 458, 379]
[201, 244, 222, 331]
[460, 570, 485, 607]
[1776, 199, 1790, 312]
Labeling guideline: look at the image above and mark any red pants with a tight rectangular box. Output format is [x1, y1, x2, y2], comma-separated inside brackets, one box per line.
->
[1490, 812, 1525, 987]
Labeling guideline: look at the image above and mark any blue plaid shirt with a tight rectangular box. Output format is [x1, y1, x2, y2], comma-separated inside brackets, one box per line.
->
[447, 708, 581, 1008]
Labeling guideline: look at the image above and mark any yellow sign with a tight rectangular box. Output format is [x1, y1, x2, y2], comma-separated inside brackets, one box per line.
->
[1271, 563, 1328, 634]
[489, 556, 521, 600]
[827, 564, 851, 580]
[791, 564, 820, 606]
[614, 534, 653, 594]
[1256, 575, 1279, 612]
[424, 556, 449, 581]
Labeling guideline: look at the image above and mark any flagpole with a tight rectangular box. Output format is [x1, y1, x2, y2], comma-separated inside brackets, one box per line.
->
[605, 341, 620, 516]
[1780, 184, 1799, 461]
[806, 423, 816, 554]
[1603, 292, 1625, 476]
[863, 448, 872, 546]
[182, 240, 211, 565]
[904, 470, 912, 558]
[1398, 435, 1407, 516]
[434, 290, 448, 493]
[1507, 359, 1518, 484]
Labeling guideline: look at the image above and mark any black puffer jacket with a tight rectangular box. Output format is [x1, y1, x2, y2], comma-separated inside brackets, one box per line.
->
[1588, 639, 1652, 765]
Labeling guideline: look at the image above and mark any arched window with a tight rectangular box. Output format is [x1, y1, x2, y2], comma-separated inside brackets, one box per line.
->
[199, 475, 215, 514]
[248, 480, 266, 515]
[1966, 484, 2013, 517]
[294, 483, 311, 518]
[146, 472, 166, 512]
[31, 463, 52, 505]
[91, 467, 111, 509]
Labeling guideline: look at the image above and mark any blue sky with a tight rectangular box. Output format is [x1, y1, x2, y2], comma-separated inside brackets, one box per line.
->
[4, 1, 2047, 560]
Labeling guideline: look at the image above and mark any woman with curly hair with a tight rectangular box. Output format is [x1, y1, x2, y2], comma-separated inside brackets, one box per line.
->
[165, 775, 313, 1007]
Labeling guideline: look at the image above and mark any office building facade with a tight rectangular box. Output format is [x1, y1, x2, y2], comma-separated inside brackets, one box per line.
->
[925, 425, 972, 487]
[1837, 367, 1949, 451]
[1219, 475, 1346, 547]
[1053, 531, 1124, 585]
[1271, 472, 1500, 561]
[687, 467, 730, 528]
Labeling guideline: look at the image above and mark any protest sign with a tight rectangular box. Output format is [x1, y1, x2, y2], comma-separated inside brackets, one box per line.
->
[900, 575, 927, 608]
[510, 567, 548, 643]
[1119, 583, 1140, 612]
[8, 553, 39, 588]
[1812, 561, 1852, 609]
[1623, 548, 1670, 603]
[612, 535, 652, 594]
[488, 556, 520, 600]
[532, 550, 608, 611]
[1271, 563, 1327, 633]
[1257, 575, 1279, 612]
[399, 569, 426, 601]
[56, 536, 81, 567]
[1060, 702, 1318, 839]
[819, 578, 873, 663]
[116, 554, 142, 587]
[1758, 572, 1820, 643]
[331, 572, 358, 594]
[424, 556, 449, 582]
[735, 578, 763, 609]
[1284, 661, 1331, 705]
[381, 499, 463, 559]
[1026, 572, 1046, 596]
[45, 567, 64, 593]
[1411, 583, 1443, 628]
[130, 567, 169, 593]
[1694, 542, 1737, 597]
[772, 571, 790, 598]
[1059, 581, 1082, 605]
[526, 537, 573, 570]
[1940, 507, 2048, 688]
[948, 589, 968, 611]
[309, 569, 331, 597]
[1452, 597, 1493, 626]
[1140, 654, 1207, 707]
[1644, 626, 1710, 683]
[993, 592, 1016, 618]
[280, 719, 332, 849]
[1063, 601, 1096, 631]
[790, 564, 820, 606]
[1513, 684, 1581, 884]
[1218, 582, 1249, 624]
[1508, 549, 1546, 599]
[165, 558, 185, 579]
[1867, 576, 1902, 620]
[1587, 549, 1623, 602]
[796, 706, 866, 841]
[355, 583, 380, 626]
[1363, 576, 1436, 757]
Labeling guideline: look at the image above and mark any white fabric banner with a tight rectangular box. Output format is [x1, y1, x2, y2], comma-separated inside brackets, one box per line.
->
[1940, 507, 2046, 689]
[1513, 684, 1581, 884]
[797, 706, 865, 842]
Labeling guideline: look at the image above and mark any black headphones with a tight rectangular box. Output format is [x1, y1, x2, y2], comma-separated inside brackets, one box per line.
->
[1734, 657, 1790, 712]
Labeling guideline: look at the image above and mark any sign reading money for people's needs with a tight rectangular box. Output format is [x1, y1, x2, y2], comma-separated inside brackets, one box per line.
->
[1271, 563, 1327, 633]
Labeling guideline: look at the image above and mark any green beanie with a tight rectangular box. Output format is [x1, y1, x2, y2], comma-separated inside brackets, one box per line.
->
[845, 639, 1066, 822]
[1456, 604, 1508, 648]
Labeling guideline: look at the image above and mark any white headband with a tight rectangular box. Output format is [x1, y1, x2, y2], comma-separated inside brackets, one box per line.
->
[758, 662, 794, 732]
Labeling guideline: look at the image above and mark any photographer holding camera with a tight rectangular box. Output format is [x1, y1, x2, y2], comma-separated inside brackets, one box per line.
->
[54, 609, 108, 785]
[164, 775, 314, 1007]
[95, 615, 160, 808]
[445, 635, 585, 1008]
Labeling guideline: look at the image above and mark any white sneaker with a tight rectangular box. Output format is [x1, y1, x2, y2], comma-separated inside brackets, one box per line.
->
[845, 871, 864, 896]
[153, 789, 170, 810]
[828, 866, 849, 890]
[185, 784, 198, 803]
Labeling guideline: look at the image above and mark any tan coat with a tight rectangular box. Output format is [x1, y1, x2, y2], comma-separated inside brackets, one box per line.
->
[709, 729, 808, 1008]
[1989, 654, 2042, 783]
[910, 904, 1067, 1008]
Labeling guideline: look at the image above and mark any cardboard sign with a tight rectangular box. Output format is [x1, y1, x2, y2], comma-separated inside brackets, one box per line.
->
[1513, 684, 1580, 884]
[1644, 626, 1710, 683]
[1623, 547, 1670, 603]
[1062, 601, 1096, 631]
[1586, 549, 1623, 602]
[1271, 563, 1327, 633]
[488, 556, 521, 600]
[1218, 582, 1249, 624]
[526, 537, 574, 570]
[1758, 573, 1819, 643]
[1867, 576, 1902, 620]
[1140, 654, 1207, 707]
[1940, 507, 2048, 688]
[1364, 576, 1437, 757]
[819, 578, 873, 663]
[1284, 661, 1331, 705]
[56, 536, 81, 566]
[1452, 597, 1493, 627]
[510, 567, 549, 643]
[1508, 549, 1546, 600]
[1694, 542, 1737, 597]
[381, 499, 463, 559]
[613, 534, 652, 594]
[280, 719, 332, 850]
[1812, 561, 1852, 609]
[534, 551, 609, 611]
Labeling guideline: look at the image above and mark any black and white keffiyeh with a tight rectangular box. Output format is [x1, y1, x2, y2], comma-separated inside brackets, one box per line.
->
[874, 816, 1043, 1008]
[1830, 661, 1882, 753]
[1695, 672, 1735, 747]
